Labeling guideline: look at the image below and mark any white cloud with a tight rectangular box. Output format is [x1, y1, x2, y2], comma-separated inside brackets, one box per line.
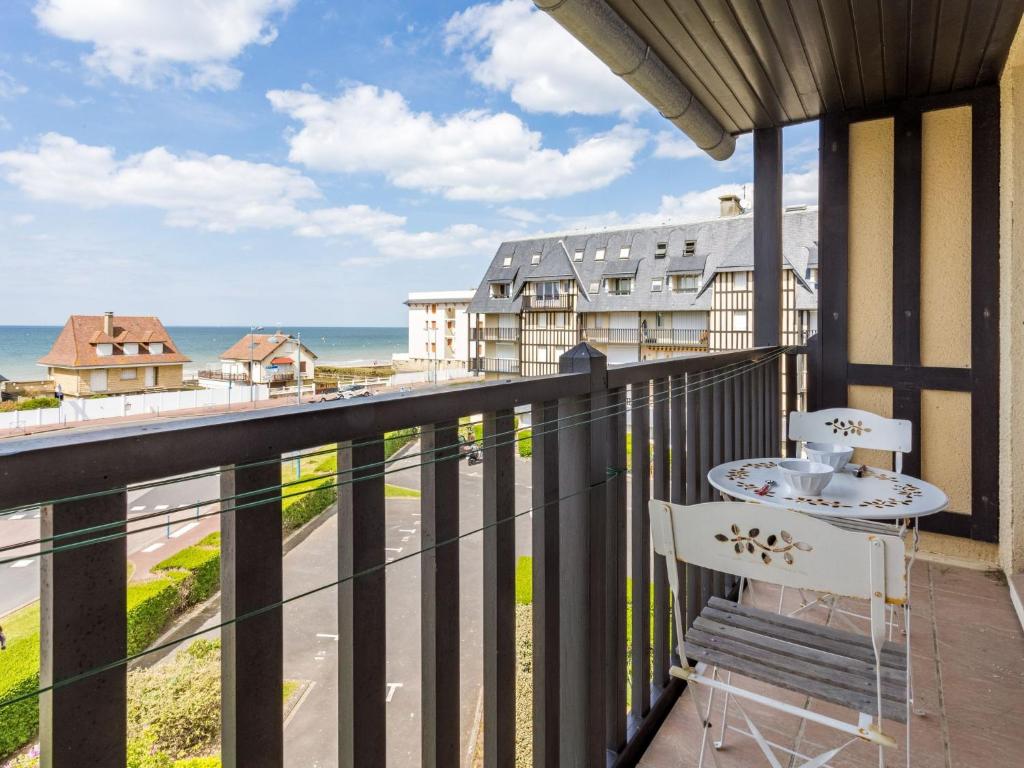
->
[0, 115, 11, 131]
[445, 0, 646, 117]
[652, 131, 706, 161]
[0, 71, 28, 100]
[267, 84, 647, 202]
[34, 0, 294, 90]
[0, 133, 511, 263]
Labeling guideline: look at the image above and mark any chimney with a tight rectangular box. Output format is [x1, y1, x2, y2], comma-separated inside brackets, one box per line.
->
[103, 311, 114, 336]
[719, 194, 743, 217]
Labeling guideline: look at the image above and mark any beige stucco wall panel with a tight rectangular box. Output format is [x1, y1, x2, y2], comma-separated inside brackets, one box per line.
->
[1000, 16, 1024, 572]
[847, 384, 893, 469]
[921, 107, 973, 369]
[848, 118, 894, 366]
[921, 389, 972, 516]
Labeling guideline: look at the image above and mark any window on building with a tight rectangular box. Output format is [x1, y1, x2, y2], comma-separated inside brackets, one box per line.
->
[554, 313, 565, 327]
[536, 281, 560, 299]
[651, 277, 663, 292]
[684, 239, 696, 256]
[595, 247, 606, 261]
[733, 272, 748, 290]
[531, 252, 541, 264]
[537, 347, 548, 363]
[123, 342, 139, 355]
[573, 248, 584, 262]
[96, 343, 113, 356]
[619, 245, 630, 259]
[655, 241, 667, 258]
[431, 304, 437, 313]
[607, 278, 632, 295]
[588, 281, 599, 294]
[121, 368, 137, 380]
[490, 282, 510, 299]
[149, 342, 164, 354]
[733, 312, 749, 331]
[677, 274, 700, 293]
[502, 256, 512, 267]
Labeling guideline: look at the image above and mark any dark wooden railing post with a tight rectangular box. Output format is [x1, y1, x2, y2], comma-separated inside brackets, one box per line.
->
[483, 409, 516, 767]
[40, 493, 127, 767]
[220, 459, 284, 768]
[785, 351, 798, 457]
[651, 377, 671, 687]
[683, 371, 701, 632]
[338, 438, 386, 768]
[421, 422, 460, 768]
[531, 400, 560, 768]
[630, 382, 651, 721]
[606, 386, 627, 751]
[557, 343, 607, 767]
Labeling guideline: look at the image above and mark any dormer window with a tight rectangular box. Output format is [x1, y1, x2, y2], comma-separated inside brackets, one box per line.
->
[651, 277, 664, 292]
[502, 256, 512, 267]
[619, 245, 630, 259]
[595, 247, 606, 261]
[123, 342, 139, 355]
[150, 342, 164, 354]
[531, 252, 541, 265]
[684, 239, 696, 256]
[96, 343, 113, 356]
[573, 249, 583, 262]
[655, 242, 667, 258]
[675, 274, 700, 293]
[490, 283, 510, 299]
[535, 281, 560, 300]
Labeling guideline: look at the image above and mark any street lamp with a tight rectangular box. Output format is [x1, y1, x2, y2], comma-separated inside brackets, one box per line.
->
[249, 325, 263, 408]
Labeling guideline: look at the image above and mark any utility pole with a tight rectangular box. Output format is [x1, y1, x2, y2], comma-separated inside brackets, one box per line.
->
[295, 331, 303, 405]
[249, 325, 264, 409]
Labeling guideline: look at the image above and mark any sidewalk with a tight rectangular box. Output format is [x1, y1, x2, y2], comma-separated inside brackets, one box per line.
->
[128, 505, 220, 580]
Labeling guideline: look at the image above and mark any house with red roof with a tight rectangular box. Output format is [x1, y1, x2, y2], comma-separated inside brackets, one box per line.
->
[38, 312, 191, 397]
[202, 330, 317, 390]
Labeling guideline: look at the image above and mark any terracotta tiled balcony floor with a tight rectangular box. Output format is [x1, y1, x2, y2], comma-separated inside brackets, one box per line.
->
[639, 563, 1024, 767]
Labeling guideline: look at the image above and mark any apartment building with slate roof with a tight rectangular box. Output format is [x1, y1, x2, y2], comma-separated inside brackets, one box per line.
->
[467, 196, 818, 377]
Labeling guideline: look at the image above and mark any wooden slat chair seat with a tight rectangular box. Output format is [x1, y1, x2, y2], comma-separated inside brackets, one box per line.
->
[651, 500, 912, 767]
[687, 598, 908, 723]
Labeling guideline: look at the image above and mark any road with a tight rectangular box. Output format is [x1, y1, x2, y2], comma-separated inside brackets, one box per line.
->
[0, 473, 220, 616]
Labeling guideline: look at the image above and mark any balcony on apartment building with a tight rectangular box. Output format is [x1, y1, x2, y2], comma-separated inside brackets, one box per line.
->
[468, 355, 521, 374]
[3, 3, 1024, 768]
[585, 327, 710, 350]
[521, 293, 574, 311]
[470, 327, 520, 342]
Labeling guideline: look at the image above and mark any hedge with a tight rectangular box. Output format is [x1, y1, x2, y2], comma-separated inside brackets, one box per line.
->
[517, 429, 532, 458]
[0, 605, 40, 758]
[154, 545, 221, 605]
[127, 575, 187, 656]
[281, 481, 336, 532]
[384, 427, 418, 459]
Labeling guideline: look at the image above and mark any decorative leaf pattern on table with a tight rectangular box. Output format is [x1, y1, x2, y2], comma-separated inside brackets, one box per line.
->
[736, 481, 775, 497]
[859, 497, 901, 509]
[726, 467, 750, 481]
[825, 418, 872, 437]
[783, 496, 852, 508]
[714, 526, 813, 565]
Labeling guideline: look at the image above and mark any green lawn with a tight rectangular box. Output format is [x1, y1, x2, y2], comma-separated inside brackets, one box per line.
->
[385, 484, 420, 498]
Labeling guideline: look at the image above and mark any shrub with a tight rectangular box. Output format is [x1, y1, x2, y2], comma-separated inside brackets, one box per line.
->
[154, 545, 220, 604]
[173, 759, 221, 768]
[14, 397, 59, 411]
[196, 531, 220, 548]
[514, 556, 532, 605]
[127, 577, 185, 656]
[0, 634, 40, 759]
[282, 481, 336, 532]
[517, 429, 532, 458]
[384, 427, 418, 459]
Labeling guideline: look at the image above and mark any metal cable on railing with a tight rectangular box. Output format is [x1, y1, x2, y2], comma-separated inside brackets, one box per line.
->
[0, 347, 796, 565]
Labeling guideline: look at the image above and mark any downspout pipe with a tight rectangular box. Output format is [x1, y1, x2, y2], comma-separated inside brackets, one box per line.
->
[534, 0, 735, 161]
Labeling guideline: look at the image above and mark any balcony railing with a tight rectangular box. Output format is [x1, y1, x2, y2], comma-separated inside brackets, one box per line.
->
[583, 327, 641, 344]
[470, 327, 520, 342]
[0, 343, 799, 767]
[641, 328, 710, 349]
[198, 369, 250, 384]
[521, 294, 574, 311]
[470, 356, 521, 374]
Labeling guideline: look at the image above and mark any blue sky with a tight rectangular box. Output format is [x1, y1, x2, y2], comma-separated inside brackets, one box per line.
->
[0, 0, 818, 326]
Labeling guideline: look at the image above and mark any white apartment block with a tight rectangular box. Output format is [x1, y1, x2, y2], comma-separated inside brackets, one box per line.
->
[400, 290, 476, 377]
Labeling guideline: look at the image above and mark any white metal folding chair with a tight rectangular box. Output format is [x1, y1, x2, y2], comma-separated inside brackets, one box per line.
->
[788, 408, 912, 474]
[651, 499, 910, 768]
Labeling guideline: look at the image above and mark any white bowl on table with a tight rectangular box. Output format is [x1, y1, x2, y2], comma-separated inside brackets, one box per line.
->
[778, 459, 835, 496]
[803, 442, 855, 471]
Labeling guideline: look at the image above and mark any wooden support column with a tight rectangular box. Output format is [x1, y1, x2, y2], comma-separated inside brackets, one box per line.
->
[818, 115, 850, 408]
[754, 126, 783, 347]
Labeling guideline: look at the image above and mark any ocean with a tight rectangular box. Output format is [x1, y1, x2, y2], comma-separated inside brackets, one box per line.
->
[0, 325, 407, 382]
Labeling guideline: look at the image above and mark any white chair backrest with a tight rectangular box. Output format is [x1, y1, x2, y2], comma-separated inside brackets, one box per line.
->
[650, 499, 906, 605]
[788, 408, 912, 453]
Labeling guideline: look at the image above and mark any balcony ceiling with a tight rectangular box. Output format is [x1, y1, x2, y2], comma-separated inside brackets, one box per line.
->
[603, 0, 1024, 133]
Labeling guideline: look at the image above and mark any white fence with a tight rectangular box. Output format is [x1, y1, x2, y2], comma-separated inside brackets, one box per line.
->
[0, 385, 270, 431]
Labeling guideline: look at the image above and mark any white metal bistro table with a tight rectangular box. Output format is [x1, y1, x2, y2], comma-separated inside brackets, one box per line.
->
[707, 458, 948, 521]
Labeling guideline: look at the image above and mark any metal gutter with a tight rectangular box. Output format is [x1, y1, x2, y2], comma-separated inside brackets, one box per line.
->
[534, 0, 735, 160]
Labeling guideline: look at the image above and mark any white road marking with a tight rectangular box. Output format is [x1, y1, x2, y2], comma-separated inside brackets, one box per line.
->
[386, 557, 395, 563]
[386, 682, 404, 703]
[385, 547, 403, 553]
[155, 504, 169, 511]
[10, 514, 25, 520]
[10, 559, 34, 568]
[131, 505, 146, 512]
[170, 521, 200, 538]
[410, 512, 421, 517]
[316, 633, 339, 640]
[142, 542, 165, 553]
[399, 528, 416, 534]
[401, 536, 410, 543]
[33, 513, 40, 518]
